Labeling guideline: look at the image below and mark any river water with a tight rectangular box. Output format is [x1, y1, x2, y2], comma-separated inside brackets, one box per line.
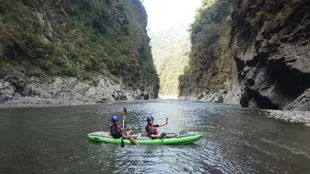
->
[0, 101, 310, 174]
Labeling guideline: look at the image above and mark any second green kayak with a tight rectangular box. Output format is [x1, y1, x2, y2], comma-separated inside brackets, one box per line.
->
[88, 132, 202, 145]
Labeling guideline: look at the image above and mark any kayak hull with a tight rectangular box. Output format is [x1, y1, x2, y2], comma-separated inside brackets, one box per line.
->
[88, 132, 202, 145]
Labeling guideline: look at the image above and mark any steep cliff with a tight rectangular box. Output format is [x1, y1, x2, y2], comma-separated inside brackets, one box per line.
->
[178, 0, 239, 103]
[179, 0, 310, 111]
[232, 0, 310, 110]
[0, 0, 159, 104]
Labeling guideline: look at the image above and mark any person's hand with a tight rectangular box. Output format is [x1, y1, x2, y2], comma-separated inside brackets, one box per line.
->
[160, 132, 166, 138]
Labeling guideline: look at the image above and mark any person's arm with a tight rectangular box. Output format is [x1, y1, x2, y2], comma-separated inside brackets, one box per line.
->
[158, 122, 167, 127]
[151, 134, 161, 138]
[117, 125, 124, 134]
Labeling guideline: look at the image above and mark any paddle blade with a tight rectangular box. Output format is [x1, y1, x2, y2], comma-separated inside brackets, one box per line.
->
[120, 137, 125, 147]
[123, 107, 127, 114]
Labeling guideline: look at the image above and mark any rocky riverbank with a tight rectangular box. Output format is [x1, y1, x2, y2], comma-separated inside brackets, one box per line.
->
[178, 95, 310, 126]
[266, 110, 310, 127]
[0, 70, 156, 106]
[179, 80, 241, 105]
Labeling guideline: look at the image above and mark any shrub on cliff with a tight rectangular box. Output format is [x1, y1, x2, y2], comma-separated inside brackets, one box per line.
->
[178, 0, 232, 96]
[0, 0, 158, 89]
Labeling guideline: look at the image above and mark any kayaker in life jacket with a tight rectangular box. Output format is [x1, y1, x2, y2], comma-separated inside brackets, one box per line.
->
[145, 115, 167, 139]
[109, 116, 137, 145]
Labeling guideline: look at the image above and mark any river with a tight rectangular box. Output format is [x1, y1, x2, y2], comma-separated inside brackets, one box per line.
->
[0, 101, 310, 173]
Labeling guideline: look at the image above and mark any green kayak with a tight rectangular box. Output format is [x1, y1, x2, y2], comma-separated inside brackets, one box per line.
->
[88, 131, 202, 145]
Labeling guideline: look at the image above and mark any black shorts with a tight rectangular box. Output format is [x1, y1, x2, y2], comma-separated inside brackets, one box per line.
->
[112, 134, 122, 138]
[112, 133, 126, 139]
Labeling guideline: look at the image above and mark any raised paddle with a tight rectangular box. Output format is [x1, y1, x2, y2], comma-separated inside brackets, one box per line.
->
[163, 118, 168, 138]
[123, 107, 127, 128]
[120, 107, 127, 147]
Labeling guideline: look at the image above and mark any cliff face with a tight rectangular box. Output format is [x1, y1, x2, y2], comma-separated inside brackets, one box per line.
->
[179, 0, 310, 111]
[0, 0, 159, 104]
[178, 0, 239, 103]
[232, 0, 310, 110]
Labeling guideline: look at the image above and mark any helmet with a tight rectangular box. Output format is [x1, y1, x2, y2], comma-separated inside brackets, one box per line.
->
[146, 115, 154, 122]
[111, 116, 119, 122]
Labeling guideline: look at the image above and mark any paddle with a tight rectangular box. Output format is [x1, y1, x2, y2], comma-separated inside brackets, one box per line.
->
[123, 107, 127, 128]
[165, 118, 168, 137]
[120, 107, 127, 147]
[160, 118, 169, 138]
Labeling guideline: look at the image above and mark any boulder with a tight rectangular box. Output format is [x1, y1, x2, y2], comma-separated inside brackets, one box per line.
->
[213, 95, 224, 103]
[285, 89, 310, 111]
[0, 80, 15, 102]
[144, 94, 149, 100]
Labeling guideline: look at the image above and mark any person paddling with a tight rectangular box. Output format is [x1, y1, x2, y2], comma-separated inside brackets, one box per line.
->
[109, 116, 137, 145]
[145, 115, 168, 139]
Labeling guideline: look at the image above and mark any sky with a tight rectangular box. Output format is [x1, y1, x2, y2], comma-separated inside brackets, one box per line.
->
[143, 0, 202, 32]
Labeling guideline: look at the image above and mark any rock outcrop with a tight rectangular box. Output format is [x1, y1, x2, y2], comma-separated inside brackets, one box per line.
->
[231, 0, 310, 111]
[179, 0, 310, 111]
[0, 70, 156, 105]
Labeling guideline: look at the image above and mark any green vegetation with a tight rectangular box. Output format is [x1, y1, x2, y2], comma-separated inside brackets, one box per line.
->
[150, 24, 191, 96]
[243, 0, 300, 28]
[178, 0, 234, 96]
[0, 0, 158, 88]
[178, 65, 195, 96]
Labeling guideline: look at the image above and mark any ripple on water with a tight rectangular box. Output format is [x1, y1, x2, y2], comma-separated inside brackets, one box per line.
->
[1, 102, 310, 174]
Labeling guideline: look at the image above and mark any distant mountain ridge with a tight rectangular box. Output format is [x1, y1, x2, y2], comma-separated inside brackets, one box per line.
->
[150, 23, 191, 96]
